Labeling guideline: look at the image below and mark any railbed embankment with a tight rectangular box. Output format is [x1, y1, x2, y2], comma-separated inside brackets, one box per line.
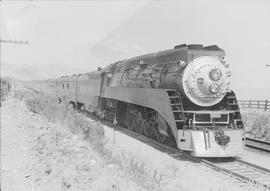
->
[11, 88, 165, 191]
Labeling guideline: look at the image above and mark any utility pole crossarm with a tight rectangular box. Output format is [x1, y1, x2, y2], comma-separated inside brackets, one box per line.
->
[0, 39, 28, 45]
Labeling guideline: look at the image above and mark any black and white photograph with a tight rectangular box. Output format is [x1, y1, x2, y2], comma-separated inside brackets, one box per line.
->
[1, 0, 270, 190]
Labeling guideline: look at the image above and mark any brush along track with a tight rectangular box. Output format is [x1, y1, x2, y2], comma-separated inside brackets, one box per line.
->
[101, 121, 270, 190]
[245, 137, 270, 152]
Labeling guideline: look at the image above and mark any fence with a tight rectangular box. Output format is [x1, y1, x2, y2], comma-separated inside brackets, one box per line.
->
[238, 100, 269, 111]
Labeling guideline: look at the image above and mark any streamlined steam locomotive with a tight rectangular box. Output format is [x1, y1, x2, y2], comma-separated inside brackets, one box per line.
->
[26, 44, 245, 157]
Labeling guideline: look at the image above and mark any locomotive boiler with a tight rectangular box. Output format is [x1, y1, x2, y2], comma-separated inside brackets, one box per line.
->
[26, 44, 245, 157]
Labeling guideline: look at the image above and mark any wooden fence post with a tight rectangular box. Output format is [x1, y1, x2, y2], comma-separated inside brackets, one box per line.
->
[265, 100, 268, 111]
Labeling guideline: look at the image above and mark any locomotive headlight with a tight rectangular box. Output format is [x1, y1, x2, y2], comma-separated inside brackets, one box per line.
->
[209, 84, 221, 94]
[209, 69, 222, 81]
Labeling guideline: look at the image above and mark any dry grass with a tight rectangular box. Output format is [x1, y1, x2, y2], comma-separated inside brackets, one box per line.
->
[13, 89, 164, 190]
[241, 109, 270, 141]
[103, 150, 164, 191]
[13, 90, 105, 152]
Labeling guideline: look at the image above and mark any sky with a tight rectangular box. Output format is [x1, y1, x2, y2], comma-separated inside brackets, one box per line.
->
[1, 0, 270, 100]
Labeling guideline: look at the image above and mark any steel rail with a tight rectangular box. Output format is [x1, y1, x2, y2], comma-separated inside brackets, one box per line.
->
[203, 158, 270, 190]
[235, 158, 270, 174]
[245, 137, 270, 152]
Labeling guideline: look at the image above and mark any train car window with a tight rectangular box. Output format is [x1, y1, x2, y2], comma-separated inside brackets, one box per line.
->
[67, 84, 69, 89]
[62, 84, 64, 89]
[106, 77, 111, 86]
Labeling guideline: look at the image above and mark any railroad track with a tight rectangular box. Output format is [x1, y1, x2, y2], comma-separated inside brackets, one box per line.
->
[245, 137, 270, 152]
[101, 122, 270, 190]
[204, 158, 270, 190]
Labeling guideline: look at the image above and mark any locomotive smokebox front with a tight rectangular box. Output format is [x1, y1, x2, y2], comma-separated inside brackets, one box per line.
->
[180, 55, 231, 107]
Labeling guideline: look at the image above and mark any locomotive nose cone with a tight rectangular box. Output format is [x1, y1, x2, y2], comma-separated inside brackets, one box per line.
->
[182, 56, 230, 106]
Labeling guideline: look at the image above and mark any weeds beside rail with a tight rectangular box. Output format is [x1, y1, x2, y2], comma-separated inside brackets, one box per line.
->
[13, 89, 164, 191]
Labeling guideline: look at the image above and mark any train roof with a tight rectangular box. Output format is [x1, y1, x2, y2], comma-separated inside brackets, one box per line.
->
[103, 44, 224, 72]
[58, 75, 77, 82]
[77, 71, 101, 81]
[128, 44, 223, 61]
[57, 71, 101, 82]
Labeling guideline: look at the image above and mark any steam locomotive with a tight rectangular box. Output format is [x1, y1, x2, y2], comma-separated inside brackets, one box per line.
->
[25, 44, 245, 157]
